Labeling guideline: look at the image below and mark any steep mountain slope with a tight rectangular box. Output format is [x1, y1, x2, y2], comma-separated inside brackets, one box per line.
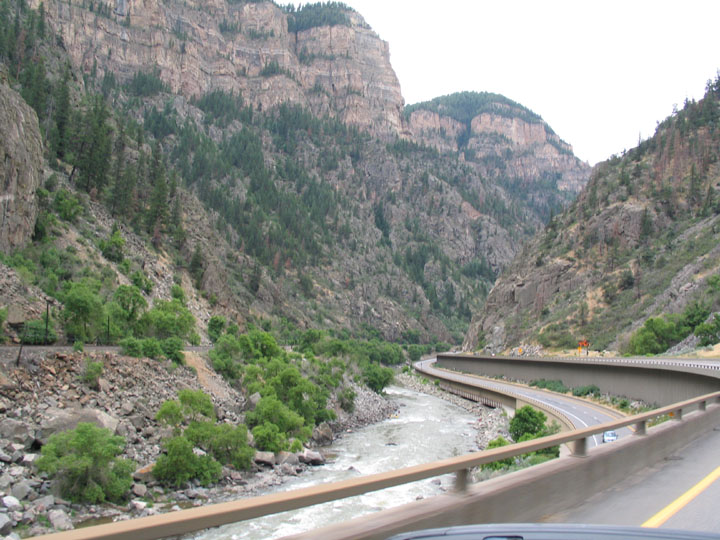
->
[465, 78, 720, 353]
[0, 0, 589, 346]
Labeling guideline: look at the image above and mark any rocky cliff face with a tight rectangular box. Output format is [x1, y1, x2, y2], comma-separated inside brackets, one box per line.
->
[35, 0, 403, 137]
[0, 78, 43, 254]
[465, 80, 720, 353]
[406, 95, 590, 194]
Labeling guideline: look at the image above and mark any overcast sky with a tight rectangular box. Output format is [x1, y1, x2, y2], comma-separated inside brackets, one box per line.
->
[340, 0, 720, 165]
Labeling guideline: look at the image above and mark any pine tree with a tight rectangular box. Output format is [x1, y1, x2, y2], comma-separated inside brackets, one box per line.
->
[109, 122, 126, 215]
[51, 67, 71, 160]
[76, 95, 112, 194]
[145, 142, 168, 233]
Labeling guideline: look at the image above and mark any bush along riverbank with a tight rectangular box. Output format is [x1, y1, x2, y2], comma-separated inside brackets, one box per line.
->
[0, 330, 401, 536]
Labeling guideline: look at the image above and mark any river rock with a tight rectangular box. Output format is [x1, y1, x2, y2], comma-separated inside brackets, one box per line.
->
[131, 483, 147, 498]
[0, 420, 32, 448]
[279, 463, 298, 476]
[48, 509, 73, 531]
[0, 474, 11, 490]
[10, 482, 31, 501]
[298, 449, 324, 466]
[32, 495, 54, 511]
[254, 451, 275, 466]
[133, 464, 155, 483]
[312, 422, 333, 445]
[0, 513, 11, 535]
[276, 451, 299, 466]
[2, 496, 21, 511]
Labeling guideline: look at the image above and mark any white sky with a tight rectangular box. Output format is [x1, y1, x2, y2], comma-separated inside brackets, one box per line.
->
[341, 0, 720, 165]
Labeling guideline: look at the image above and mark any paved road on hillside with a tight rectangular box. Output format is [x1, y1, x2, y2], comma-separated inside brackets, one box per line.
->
[415, 358, 632, 448]
[543, 424, 720, 533]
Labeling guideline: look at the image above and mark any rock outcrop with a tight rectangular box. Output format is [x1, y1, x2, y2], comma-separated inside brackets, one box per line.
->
[0, 79, 43, 253]
[405, 94, 590, 195]
[34, 0, 403, 138]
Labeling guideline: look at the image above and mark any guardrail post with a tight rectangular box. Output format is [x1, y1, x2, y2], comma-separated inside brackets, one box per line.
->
[454, 468, 469, 492]
[572, 438, 587, 457]
[699, 400, 707, 412]
[674, 408, 683, 421]
[635, 420, 647, 435]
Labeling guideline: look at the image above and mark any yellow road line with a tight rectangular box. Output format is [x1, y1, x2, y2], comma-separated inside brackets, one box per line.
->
[642, 465, 720, 528]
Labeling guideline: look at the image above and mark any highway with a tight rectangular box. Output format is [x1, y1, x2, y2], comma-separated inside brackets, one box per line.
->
[415, 358, 631, 447]
[544, 424, 720, 533]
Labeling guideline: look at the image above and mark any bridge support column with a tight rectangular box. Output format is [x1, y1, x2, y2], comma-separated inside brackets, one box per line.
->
[454, 468, 469, 492]
[571, 438, 588, 457]
[635, 420, 647, 435]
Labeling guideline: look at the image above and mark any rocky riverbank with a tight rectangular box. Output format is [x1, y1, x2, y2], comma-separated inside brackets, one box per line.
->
[394, 372, 509, 450]
[0, 350, 397, 537]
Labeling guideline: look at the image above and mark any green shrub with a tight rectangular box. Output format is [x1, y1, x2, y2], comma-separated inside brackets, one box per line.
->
[252, 422, 287, 453]
[20, 317, 57, 345]
[73, 341, 84, 352]
[162, 337, 185, 363]
[247, 396, 303, 436]
[178, 389, 215, 421]
[509, 406, 547, 442]
[119, 336, 143, 357]
[53, 189, 83, 221]
[481, 436, 513, 471]
[537, 323, 576, 349]
[99, 228, 125, 263]
[530, 379, 569, 394]
[82, 361, 103, 390]
[141, 337, 163, 359]
[208, 315, 226, 343]
[137, 299, 195, 340]
[36, 423, 135, 503]
[185, 421, 254, 470]
[130, 270, 154, 294]
[695, 314, 720, 346]
[362, 363, 393, 393]
[152, 436, 221, 487]
[338, 387, 356, 413]
[170, 284, 186, 305]
[155, 399, 184, 430]
[572, 384, 600, 397]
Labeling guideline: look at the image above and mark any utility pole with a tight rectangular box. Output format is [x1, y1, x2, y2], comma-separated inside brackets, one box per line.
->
[44, 299, 50, 345]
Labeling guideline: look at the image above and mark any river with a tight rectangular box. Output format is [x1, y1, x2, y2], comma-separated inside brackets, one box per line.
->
[194, 385, 480, 539]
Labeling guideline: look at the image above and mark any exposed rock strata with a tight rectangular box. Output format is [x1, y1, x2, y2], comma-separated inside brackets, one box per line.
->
[0, 81, 43, 253]
[33, 0, 403, 137]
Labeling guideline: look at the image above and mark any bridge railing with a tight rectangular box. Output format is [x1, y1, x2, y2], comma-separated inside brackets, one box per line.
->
[34, 390, 720, 540]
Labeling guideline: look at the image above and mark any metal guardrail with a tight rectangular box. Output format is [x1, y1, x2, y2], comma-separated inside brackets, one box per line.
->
[32, 388, 720, 540]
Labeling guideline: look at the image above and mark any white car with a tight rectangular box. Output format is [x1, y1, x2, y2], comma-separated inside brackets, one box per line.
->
[603, 430, 618, 443]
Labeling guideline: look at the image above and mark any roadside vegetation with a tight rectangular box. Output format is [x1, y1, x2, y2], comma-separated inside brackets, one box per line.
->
[480, 405, 560, 474]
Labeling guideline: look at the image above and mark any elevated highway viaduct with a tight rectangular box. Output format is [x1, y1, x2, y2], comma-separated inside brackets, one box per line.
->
[433, 353, 720, 407]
